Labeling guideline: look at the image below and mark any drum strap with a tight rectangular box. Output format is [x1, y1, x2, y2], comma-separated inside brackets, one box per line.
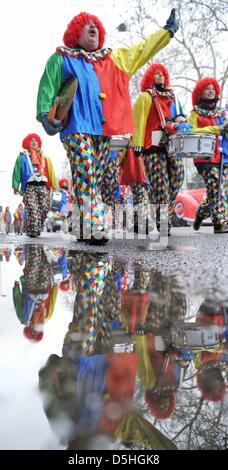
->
[149, 89, 166, 129]
[25, 150, 35, 174]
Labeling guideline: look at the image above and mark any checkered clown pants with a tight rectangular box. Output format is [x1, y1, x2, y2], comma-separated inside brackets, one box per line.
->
[131, 151, 184, 224]
[195, 165, 228, 225]
[64, 133, 119, 234]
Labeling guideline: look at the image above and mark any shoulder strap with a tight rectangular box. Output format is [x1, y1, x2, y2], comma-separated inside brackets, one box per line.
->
[24, 150, 35, 174]
[148, 88, 166, 129]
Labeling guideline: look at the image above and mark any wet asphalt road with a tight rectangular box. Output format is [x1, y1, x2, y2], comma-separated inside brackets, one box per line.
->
[0, 227, 227, 451]
[1, 226, 228, 301]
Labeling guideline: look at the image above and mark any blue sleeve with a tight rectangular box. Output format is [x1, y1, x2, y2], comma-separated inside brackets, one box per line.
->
[58, 255, 68, 279]
[60, 192, 67, 213]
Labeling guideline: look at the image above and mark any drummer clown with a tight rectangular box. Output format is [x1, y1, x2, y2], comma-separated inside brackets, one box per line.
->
[130, 63, 192, 235]
[188, 77, 228, 233]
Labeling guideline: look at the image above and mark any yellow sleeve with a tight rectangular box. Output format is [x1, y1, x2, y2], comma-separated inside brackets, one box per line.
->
[135, 335, 156, 389]
[115, 411, 178, 450]
[132, 93, 151, 147]
[46, 286, 58, 321]
[111, 29, 172, 77]
[45, 156, 59, 189]
[188, 111, 220, 135]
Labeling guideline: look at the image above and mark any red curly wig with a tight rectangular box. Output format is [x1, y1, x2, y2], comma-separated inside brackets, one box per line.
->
[63, 12, 106, 49]
[60, 280, 70, 292]
[23, 326, 44, 342]
[192, 77, 221, 105]
[145, 390, 176, 420]
[22, 133, 42, 150]
[59, 178, 68, 189]
[196, 370, 226, 402]
[140, 63, 170, 92]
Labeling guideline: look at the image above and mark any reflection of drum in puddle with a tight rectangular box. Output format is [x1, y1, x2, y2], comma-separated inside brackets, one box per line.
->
[171, 322, 225, 349]
[110, 136, 129, 152]
[51, 262, 64, 284]
[168, 134, 216, 159]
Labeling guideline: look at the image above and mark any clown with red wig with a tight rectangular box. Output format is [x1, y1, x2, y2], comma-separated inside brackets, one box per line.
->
[131, 62, 190, 235]
[2, 206, 12, 234]
[194, 349, 228, 403]
[188, 77, 228, 233]
[13, 245, 58, 343]
[57, 178, 73, 218]
[13, 203, 25, 235]
[37, 10, 179, 244]
[12, 133, 58, 237]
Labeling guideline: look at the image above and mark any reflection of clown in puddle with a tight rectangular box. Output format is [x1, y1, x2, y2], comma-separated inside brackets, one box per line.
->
[121, 268, 187, 337]
[120, 268, 191, 421]
[0, 247, 12, 262]
[13, 245, 58, 341]
[14, 246, 26, 266]
[195, 350, 227, 403]
[136, 332, 190, 421]
[170, 299, 228, 355]
[39, 253, 177, 450]
[170, 299, 228, 403]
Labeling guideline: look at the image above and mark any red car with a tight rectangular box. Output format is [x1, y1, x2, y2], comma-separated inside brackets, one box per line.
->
[172, 187, 210, 226]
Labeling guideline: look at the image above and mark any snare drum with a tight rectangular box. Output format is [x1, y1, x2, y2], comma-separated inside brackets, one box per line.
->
[50, 190, 62, 213]
[110, 136, 129, 152]
[168, 134, 216, 159]
[171, 322, 225, 349]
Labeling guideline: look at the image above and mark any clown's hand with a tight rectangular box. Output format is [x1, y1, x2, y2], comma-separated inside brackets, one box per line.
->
[39, 113, 64, 136]
[133, 146, 143, 157]
[164, 8, 179, 36]
[136, 324, 145, 335]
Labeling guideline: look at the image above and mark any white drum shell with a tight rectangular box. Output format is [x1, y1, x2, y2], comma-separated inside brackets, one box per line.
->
[168, 134, 216, 159]
[171, 323, 225, 349]
[110, 137, 129, 152]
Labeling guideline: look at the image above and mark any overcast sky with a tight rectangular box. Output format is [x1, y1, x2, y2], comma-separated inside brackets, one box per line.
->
[0, 0, 173, 212]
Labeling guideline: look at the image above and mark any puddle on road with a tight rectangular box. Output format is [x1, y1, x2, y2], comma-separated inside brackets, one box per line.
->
[167, 245, 197, 252]
[0, 244, 227, 450]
